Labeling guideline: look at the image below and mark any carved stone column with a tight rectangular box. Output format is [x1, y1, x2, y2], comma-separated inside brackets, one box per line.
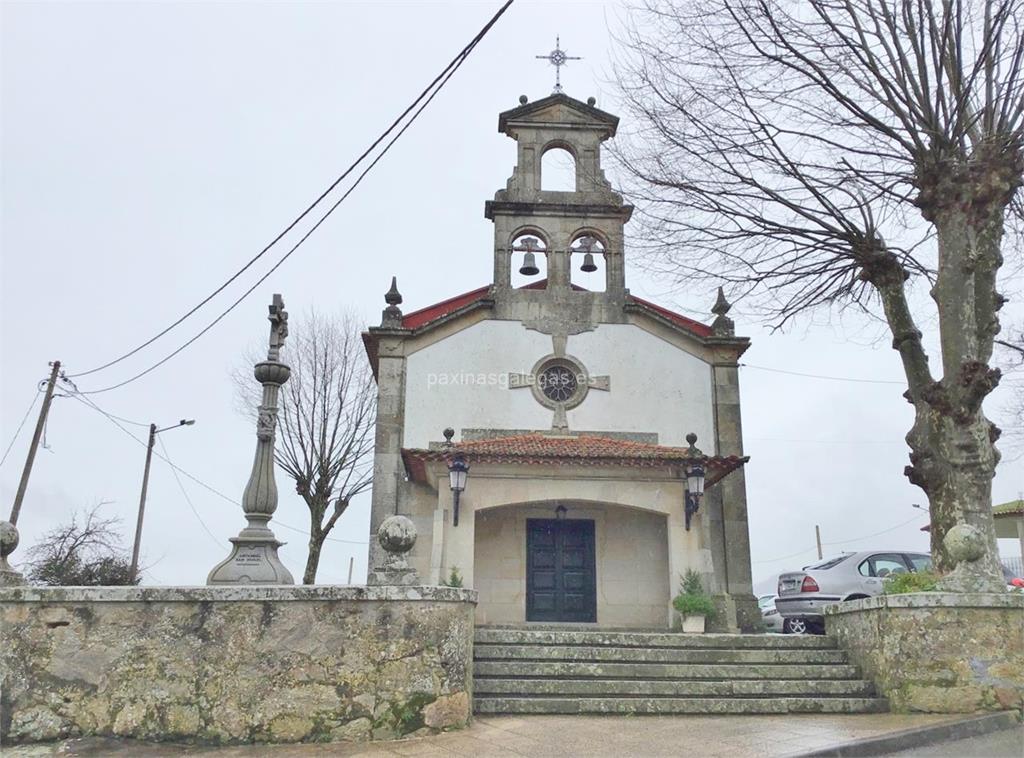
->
[208, 295, 294, 585]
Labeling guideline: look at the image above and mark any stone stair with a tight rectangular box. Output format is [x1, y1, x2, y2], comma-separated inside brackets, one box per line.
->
[473, 627, 887, 715]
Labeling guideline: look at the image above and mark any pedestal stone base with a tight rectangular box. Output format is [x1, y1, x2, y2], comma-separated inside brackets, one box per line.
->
[0, 565, 26, 586]
[207, 537, 294, 585]
[367, 566, 419, 586]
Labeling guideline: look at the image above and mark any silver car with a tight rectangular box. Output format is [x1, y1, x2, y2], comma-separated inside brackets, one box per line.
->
[758, 594, 784, 632]
[775, 550, 931, 634]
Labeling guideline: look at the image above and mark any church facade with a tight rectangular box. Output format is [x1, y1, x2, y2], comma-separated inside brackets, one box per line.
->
[363, 93, 759, 632]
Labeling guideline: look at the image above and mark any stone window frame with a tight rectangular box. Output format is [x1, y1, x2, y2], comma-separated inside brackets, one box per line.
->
[529, 353, 590, 411]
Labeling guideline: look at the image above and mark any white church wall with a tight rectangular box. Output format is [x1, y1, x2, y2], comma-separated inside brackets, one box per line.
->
[567, 324, 715, 448]
[403, 321, 553, 448]
[403, 320, 716, 448]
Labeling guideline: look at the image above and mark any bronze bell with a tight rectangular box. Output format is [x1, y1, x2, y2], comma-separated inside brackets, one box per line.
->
[519, 251, 540, 276]
[580, 252, 598, 273]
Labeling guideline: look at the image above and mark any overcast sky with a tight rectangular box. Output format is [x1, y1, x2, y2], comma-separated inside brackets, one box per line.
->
[3, 0, 1022, 591]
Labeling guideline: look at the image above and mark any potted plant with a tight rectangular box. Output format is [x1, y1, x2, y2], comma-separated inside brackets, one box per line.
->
[673, 569, 716, 633]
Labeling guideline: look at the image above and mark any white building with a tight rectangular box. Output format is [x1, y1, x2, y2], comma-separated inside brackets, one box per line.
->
[363, 93, 758, 631]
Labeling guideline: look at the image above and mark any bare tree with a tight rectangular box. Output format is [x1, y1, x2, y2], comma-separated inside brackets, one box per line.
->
[614, 0, 1024, 585]
[25, 504, 139, 586]
[235, 309, 376, 584]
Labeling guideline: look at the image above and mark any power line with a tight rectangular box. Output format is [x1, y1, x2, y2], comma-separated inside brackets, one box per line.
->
[67, 0, 515, 386]
[74, 44, 473, 396]
[821, 513, 926, 546]
[157, 435, 225, 550]
[66, 389, 367, 546]
[753, 514, 927, 565]
[0, 387, 41, 468]
[740, 363, 905, 385]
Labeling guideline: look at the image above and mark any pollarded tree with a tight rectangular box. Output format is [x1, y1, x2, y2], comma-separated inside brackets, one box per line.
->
[236, 309, 376, 583]
[615, 0, 1023, 588]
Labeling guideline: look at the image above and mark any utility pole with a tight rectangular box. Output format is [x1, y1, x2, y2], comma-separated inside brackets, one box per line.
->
[129, 424, 157, 583]
[347, 556, 354, 585]
[129, 418, 195, 583]
[815, 524, 823, 560]
[9, 361, 62, 526]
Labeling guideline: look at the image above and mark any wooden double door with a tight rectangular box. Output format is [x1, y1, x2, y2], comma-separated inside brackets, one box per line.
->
[526, 517, 597, 623]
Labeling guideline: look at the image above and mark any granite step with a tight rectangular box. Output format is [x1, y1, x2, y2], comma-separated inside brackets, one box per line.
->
[473, 660, 864, 680]
[474, 628, 837, 649]
[473, 678, 877, 697]
[471, 626, 884, 715]
[473, 696, 890, 715]
[474, 643, 849, 665]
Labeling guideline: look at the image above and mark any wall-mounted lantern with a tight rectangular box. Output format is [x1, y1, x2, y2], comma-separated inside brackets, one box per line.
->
[684, 432, 706, 531]
[555, 504, 567, 521]
[447, 453, 469, 527]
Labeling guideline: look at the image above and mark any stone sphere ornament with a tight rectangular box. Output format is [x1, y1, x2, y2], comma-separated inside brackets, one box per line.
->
[943, 523, 986, 564]
[0, 520, 19, 558]
[377, 515, 417, 555]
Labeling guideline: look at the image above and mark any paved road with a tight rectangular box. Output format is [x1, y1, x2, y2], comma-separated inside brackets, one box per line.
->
[3, 713, 964, 757]
[887, 726, 1023, 757]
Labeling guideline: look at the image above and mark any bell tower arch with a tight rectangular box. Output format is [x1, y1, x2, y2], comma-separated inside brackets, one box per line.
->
[485, 93, 633, 299]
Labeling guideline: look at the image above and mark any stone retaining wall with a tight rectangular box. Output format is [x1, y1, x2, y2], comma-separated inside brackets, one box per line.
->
[825, 592, 1024, 713]
[0, 585, 476, 746]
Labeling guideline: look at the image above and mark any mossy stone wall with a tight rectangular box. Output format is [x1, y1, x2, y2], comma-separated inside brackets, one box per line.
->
[0, 585, 476, 746]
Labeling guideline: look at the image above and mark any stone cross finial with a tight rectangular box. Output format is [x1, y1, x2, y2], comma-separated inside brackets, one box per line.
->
[267, 294, 288, 361]
[381, 277, 404, 328]
[711, 287, 735, 337]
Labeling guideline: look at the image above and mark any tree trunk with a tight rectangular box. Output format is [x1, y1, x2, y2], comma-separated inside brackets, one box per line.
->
[899, 184, 1009, 590]
[303, 530, 324, 585]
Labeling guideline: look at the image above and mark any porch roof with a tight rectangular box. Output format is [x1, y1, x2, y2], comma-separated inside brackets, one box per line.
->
[401, 433, 748, 487]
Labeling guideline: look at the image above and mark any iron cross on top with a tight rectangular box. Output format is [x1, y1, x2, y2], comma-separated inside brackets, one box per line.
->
[536, 36, 581, 94]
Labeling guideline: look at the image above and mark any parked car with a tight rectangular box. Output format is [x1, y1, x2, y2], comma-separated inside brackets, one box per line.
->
[776, 550, 931, 634]
[757, 594, 784, 632]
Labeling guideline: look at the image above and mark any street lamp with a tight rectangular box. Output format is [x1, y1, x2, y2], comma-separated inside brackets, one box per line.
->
[684, 432, 706, 531]
[130, 418, 195, 583]
[447, 453, 469, 527]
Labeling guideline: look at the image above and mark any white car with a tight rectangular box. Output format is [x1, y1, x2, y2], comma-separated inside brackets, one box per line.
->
[758, 594, 784, 632]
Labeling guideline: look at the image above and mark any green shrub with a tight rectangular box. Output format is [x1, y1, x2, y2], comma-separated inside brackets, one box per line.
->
[672, 569, 716, 618]
[441, 566, 464, 588]
[884, 570, 939, 594]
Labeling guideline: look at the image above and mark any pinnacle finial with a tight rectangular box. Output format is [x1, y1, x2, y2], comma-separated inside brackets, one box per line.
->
[385, 276, 403, 307]
[381, 276, 404, 328]
[711, 287, 735, 336]
[712, 287, 731, 316]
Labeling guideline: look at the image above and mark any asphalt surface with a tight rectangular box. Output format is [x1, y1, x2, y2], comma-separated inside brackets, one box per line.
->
[886, 725, 1024, 757]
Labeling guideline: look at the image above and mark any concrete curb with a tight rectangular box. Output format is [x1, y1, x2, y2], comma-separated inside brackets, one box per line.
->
[789, 711, 1022, 757]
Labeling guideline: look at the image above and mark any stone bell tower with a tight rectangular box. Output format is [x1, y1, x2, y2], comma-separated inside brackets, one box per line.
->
[485, 93, 632, 312]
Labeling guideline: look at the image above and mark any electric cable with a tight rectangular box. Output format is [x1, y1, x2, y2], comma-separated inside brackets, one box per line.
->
[0, 388, 41, 468]
[66, 389, 367, 545]
[740, 363, 905, 385]
[66, 0, 515, 384]
[157, 435, 225, 549]
[753, 514, 927, 565]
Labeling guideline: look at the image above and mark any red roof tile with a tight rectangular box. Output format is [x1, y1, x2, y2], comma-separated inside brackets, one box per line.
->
[402, 433, 747, 486]
[397, 281, 712, 336]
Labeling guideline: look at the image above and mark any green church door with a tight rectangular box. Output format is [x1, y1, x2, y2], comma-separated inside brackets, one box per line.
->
[526, 518, 597, 623]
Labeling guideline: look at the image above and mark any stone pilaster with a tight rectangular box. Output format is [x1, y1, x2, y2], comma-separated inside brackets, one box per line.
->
[366, 333, 408, 578]
[711, 352, 759, 631]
